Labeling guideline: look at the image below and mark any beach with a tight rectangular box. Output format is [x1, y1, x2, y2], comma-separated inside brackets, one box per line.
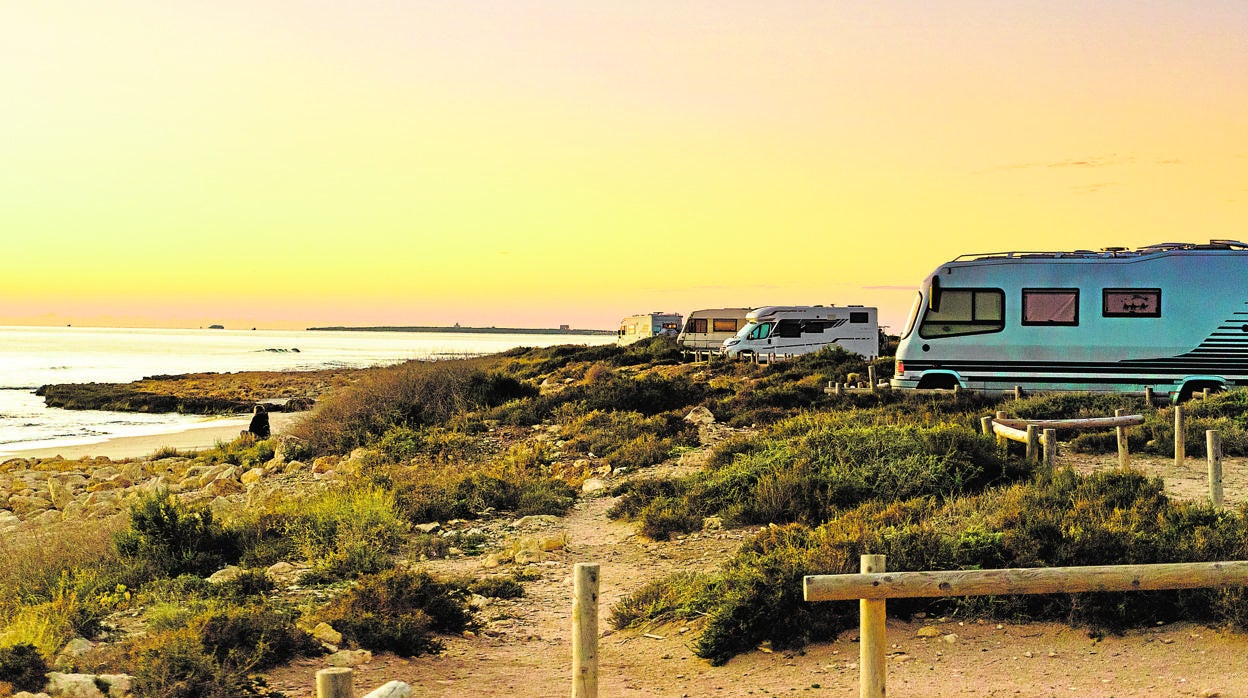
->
[1, 412, 304, 461]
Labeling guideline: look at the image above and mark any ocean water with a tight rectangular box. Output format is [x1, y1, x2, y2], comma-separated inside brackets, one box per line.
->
[0, 325, 613, 456]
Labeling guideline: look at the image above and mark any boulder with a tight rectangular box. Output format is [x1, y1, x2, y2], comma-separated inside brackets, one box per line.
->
[310, 622, 343, 646]
[207, 565, 246, 584]
[44, 673, 106, 698]
[684, 406, 716, 425]
[581, 478, 608, 494]
[273, 435, 307, 464]
[362, 682, 413, 698]
[326, 649, 373, 667]
[47, 477, 76, 510]
[240, 467, 266, 486]
[413, 522, 441, 534]
[8, 495, 53, 516]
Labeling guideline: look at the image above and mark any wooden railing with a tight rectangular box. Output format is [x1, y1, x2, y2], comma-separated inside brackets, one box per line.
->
[805, 555, 1248, 698]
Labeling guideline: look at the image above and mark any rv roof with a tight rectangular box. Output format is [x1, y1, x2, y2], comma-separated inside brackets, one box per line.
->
[950, 239, 1248, 263]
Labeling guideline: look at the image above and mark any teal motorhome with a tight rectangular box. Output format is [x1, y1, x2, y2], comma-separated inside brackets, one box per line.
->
[890, 241, 1248, 401]
[723, 305, 880, 359]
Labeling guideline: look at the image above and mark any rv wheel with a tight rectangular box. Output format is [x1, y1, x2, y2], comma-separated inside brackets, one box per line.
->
[916, 374, 959, 390]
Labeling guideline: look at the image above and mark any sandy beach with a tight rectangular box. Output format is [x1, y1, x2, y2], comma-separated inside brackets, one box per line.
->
[1, 412, 304, 461]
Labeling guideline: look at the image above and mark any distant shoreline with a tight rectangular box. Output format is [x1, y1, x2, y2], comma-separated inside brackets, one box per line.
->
[307, 325, 615, 336]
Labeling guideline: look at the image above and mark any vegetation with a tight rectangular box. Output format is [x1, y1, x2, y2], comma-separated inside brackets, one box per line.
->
[9, 336, 1248, 687]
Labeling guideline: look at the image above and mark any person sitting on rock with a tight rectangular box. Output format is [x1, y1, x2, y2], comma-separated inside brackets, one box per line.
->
[247, 404, 271, 439]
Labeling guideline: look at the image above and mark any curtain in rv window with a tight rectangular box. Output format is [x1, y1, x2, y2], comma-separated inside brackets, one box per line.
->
[712, 318, 739, 332]
[687, 318, 708, 333]
[1022, 289, 1079, 325]
[919, 288, 1004, 338]
[1103, 289, 1161, 317]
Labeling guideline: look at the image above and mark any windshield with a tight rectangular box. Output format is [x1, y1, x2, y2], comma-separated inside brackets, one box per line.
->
[900, 292, 922, 339]
[737, 321, 772, 340]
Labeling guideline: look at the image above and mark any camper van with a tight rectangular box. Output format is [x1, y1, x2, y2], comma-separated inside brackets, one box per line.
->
[676, 307, 752, 354]
[617, 312, 682, 346]
[723, 306, 880, 359]
[890, 241, 1248, 401]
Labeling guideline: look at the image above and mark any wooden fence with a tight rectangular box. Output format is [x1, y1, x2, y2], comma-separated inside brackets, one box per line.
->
[805, 555, 1248, 698]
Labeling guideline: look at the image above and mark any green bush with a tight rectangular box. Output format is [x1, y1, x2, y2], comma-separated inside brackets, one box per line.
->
[467, 576, 524, 599]
[280, 487, 408, 581]
[129, 631, 287, 698]
[114, 491, 241, 583]
[0, 643, 49, 693]
[617, 468, 1248, 665]
[317, 569, 471, 656]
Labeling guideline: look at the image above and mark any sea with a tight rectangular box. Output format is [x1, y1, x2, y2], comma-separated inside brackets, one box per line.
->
[0, 325, 614, 457]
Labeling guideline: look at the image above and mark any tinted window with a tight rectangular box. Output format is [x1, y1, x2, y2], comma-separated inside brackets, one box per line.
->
[1104, 288, 1161, 318]
[919, 289, 1005, 338]
[712, 318, 738, 333]
[776, 319, 802, 338]
[1022, 289, 1079, 326]
[686, 318, 708, 333]
[850, 311, 868, 324]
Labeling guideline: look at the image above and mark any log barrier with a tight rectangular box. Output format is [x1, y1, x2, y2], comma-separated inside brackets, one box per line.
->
[805, 556, 1248, 698]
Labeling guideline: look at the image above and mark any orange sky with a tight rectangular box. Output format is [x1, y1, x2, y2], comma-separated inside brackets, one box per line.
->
[2, 1, 1245, 332]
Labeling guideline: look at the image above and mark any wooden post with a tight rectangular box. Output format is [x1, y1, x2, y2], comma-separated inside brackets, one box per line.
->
[1025, 424, 1039, 462]
[572, 563, 600, 698]
[953, 384, 961, 397]
[835, 382, 843, 397]
[1014, 385, 1023, 400]
[859, 555, 886, 698]
[1043, 428, 1057, 470]
[1175, 405, 1185, 467]
[868, 365, 877, 392]
[1203, 387, 1211, 400]
[316, 668, 353, 698]
[980, 416, 993, 436]
[1207, 430, 1224, 509]
[1115, 408, 1130, 469]
[1145, 386, 1154, 405]
[995, 411, 1008, 448]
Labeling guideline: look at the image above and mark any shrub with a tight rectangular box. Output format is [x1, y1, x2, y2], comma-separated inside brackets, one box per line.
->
[279, 487, 408, 581]
[114, 491, 241, 583]
[129, 631, 287, 698]
[0, 643, 49, 693]
[467, 576, 524, 599]
[317, 569, 471, 656]
[623, 468, 1248, 665]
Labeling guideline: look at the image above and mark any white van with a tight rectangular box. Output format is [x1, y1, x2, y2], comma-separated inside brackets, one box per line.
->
[890, 240, 1248, 401]
[723, 306, 880, 359]
[676, 308, 752, 354]
[617, 312, 683, 346]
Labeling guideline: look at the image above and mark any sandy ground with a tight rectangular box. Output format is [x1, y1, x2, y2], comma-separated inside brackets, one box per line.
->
[2, 412, 303, 460]
[263, 451, 1248, 698]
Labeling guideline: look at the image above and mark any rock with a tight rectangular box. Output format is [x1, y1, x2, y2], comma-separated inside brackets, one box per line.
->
[267, 561, 297, 577]
[59, 637, 94, 658]
[240, 467, 265, 486]
[701, 516, 724, 532]
[204, 476, 244, 497]
[941, 633, 959, 644]
[413, 522, 441, 534]
[514, 549, 543, 564]
[581, 478, 607, 494]
[9, 495, 53, 516]
[684, 406, 716, 425]
[362, 681, 413, 698]
[326, 649, 373, 667]
[482, 553, 502, 568]
[29, 509, 62, 526]
[916, 626, 941, 638]
[97, 674, 133, 698]
[512, 515, 559, 528]
[312, 457, 337, 475]
[310, 622, 343, 646]
[207, 565, 246, 584]
[0, 508, 22, 531]
[12, 692, 52, 698]
[47, 477, 76, 510]
[209, 496, 245, 522]
[283, 459, 307, 474]
[88, 467, 118, 482]
[45, 673, 107, 698]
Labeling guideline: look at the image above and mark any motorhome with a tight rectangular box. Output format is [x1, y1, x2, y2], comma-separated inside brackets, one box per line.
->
[890, 241, 1248, 401]
[617, 312, 682, 346]
[723, 306, 880, 359]
[676, 307, 752, 354]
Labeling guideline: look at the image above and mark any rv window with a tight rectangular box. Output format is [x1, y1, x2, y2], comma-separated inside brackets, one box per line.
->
[918, 288, 1005, 338]
[712, 318, 738, 333]
[1022, 289, 1079, 326]
[687, 319, 708, 333]
[1103, 289, 1161, 318]
[776, 319, 802, 338]
[801, 320, 828, 334]
[747, 322, 772, 340]
[849, 311, 868, 324]
[900, 292, 922, 339]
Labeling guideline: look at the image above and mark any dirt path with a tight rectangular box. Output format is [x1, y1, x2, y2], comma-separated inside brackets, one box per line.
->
[265, 452, 1248, 697]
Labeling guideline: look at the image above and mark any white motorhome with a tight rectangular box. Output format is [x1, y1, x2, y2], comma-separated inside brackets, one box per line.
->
[617, 312, 682, 346]
[723, 306, 880, 359]
[676, 307, 752, 354]
[890, 241, 1248, 401]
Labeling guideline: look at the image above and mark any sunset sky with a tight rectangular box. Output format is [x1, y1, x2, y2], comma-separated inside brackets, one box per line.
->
[3, 1, 1245, 332]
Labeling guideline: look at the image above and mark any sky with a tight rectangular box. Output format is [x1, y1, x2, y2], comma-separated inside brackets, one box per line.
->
[2, 1, 1245, 332]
